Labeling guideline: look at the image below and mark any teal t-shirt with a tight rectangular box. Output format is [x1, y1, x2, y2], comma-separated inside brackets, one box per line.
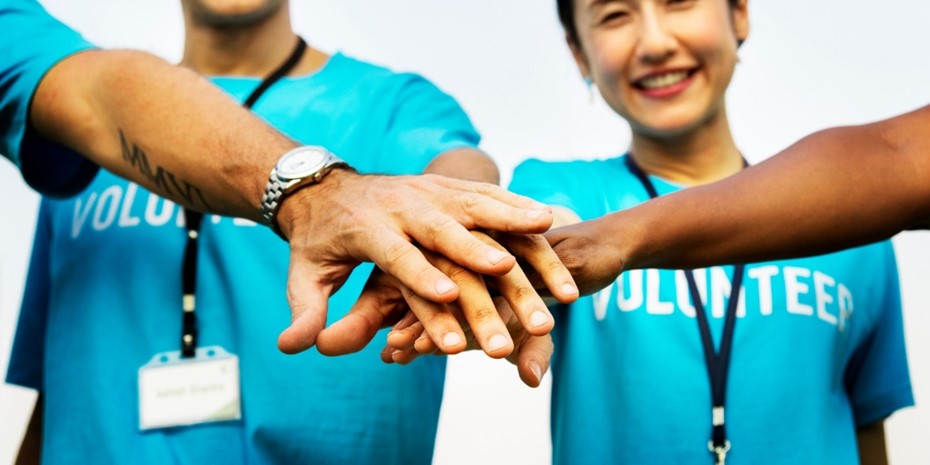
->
[7, 53, 480, 465]
[0, 0, 97, 195]
[510, 155, 913, 465]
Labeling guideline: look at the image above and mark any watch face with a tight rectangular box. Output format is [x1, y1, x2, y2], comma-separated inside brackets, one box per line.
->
[276, 147, 329, 179]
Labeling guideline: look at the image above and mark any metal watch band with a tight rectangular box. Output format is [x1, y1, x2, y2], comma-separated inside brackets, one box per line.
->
[259, 147, 349, 240]
[259, 172, 290, 228]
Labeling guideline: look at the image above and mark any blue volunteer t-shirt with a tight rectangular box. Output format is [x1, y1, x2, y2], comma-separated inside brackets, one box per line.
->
[509, 155, 913, 465]
[0, 0, 97, 195]
[7, 53, 480, 465]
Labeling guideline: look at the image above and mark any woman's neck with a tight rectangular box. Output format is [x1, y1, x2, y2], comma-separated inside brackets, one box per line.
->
[629, 106, 743, 186]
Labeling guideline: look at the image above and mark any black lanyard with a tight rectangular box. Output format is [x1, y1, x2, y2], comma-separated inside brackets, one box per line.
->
[180, 36, 308, 358]
[623, 154, 744, 465]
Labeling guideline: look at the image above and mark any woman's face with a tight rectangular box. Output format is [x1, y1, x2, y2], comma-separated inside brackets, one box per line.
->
[570, 0, 749, 137]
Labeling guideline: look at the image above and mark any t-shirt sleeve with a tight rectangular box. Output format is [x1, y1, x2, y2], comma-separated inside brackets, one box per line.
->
[375, 74, 480, 174]
[844, 241, 914, 427]
[0, 0, 98, 196]
[5, 200, 54, 391]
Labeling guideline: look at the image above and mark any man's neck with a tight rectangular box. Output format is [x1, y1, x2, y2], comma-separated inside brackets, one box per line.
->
[180, 5, 325, 77]
[629, 105, 744, 186]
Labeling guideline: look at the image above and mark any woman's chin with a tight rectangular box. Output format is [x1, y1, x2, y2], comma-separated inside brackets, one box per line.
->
[632, 118, 703, 139]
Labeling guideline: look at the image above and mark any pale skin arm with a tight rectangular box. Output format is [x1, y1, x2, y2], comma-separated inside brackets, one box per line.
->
[546, 104, 930, 293]
[31, 50, 290, 218]
[31, 50, 559, 353]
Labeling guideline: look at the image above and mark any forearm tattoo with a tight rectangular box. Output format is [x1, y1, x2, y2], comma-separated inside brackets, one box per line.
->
[119, 129, 213, 211]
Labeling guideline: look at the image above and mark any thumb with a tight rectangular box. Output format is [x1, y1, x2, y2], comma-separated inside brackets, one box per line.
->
[277, 257, 333, 354]
[316, 274, 405, 356]
[516, 334, 554, 388]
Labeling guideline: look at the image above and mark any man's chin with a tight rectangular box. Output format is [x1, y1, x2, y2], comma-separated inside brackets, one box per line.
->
[188, 0, 285, 28]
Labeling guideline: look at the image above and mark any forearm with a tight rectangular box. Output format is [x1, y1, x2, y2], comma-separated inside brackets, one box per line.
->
[15, 395, 42, 465]
[620, 104, 930, 269]
[856, 421, 889, 465]
[30, 49, 296, 221]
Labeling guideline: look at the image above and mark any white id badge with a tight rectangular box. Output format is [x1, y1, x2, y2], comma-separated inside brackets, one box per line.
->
[138, 346, 241, 430]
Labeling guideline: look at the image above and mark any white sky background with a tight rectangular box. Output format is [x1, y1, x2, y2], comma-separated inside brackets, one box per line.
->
[1, 0, 929, 463]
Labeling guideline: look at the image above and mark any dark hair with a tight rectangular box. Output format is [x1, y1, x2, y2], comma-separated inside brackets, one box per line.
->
[557, 0, 742, 47]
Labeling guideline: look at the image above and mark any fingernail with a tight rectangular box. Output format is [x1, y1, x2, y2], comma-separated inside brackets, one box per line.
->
[530, 362, 543, 381]
[488, 334, 509, 351]
[442, 332, 463, 348]
[526, 209, 546, 220]
[436, 279, 456, 295]
[530, 310, 550, 328]
[487, 248, 509, 265]
[531, 201, 548, 210]
[562, 283, 578, 295]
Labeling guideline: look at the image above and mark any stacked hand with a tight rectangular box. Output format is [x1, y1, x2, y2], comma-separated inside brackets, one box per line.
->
[347, 208, 631, 387]
[317, 230, 573, 387]
[274, 170, 579, 360]
[384, 296, 555, 388]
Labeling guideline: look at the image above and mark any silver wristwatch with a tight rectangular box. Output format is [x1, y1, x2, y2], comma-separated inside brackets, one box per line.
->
[260, 146, 350, 238]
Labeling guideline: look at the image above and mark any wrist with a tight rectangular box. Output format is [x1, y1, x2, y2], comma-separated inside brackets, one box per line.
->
[274, 167, 358, 241]
[613, 204, 658, 271]
[259, 146, 353, 240]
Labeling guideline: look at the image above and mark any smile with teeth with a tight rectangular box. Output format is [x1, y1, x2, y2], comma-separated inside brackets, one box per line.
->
[636, 70, 692, 89]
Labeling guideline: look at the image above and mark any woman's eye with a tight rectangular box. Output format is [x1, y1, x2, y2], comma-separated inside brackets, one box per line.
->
[599, 10, 629, 25]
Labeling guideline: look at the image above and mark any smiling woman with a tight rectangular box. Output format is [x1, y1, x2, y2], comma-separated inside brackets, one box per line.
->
[506, 0, 913, 464]
[561, 0, 747, 166]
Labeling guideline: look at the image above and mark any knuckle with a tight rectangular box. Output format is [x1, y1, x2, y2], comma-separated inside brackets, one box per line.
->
[473, 181, 501, 196]
[444, 264, 477, 283]
[383, 240, 415, 270]
[555, 247, 583, 274]
[508, 284, 539, 304]
[467, 304, 499, 326]
[425, 214, 457, 239]
[419, 173, 441, 184]
[415, 302, 448, 325]
[523, 233, 550, 252]
[548, 258, 569, 274]
[460, 191, 488, 218]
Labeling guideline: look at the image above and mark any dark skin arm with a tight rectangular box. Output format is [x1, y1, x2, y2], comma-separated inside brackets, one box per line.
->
[15, 395, 42, 465]
[547, 104, 930, 293]
[857, 420, 889, 465]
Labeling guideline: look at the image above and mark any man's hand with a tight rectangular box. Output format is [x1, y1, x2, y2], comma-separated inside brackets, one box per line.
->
[314, 230, 576, 359]
[274, 170, 562, 354]
[382, 297, 554, 388]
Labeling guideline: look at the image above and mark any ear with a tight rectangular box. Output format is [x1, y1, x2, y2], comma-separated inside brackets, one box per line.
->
[732, 0, 750, 44]
[566, 34, 592, 82]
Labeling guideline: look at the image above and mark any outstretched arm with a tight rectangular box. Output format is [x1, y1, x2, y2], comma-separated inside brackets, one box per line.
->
[30, 49, 557, 353]
[548, 104, 930, 293]
[30, 49, 292, 217]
